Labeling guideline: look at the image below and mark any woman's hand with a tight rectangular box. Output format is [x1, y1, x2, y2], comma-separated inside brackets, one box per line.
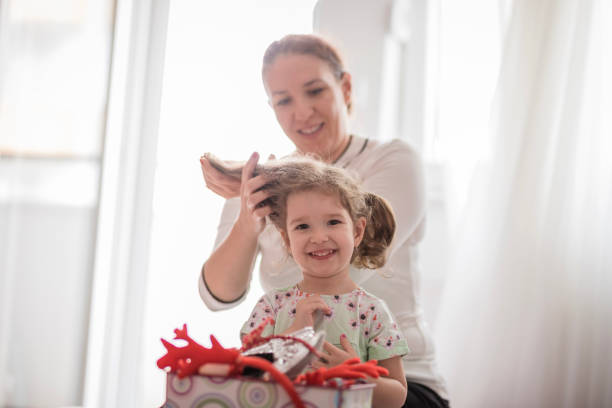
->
[236, 152, 275, 237]
[200, 155, 242, 199]
[285, 295, 331, 334]
[313, 334, 360, 368]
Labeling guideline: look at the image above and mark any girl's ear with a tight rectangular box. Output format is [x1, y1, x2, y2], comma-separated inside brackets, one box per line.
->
[353, 217, 366, 247]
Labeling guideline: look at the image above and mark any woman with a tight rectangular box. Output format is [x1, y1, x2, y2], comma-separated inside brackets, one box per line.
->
[199, 34, 449, 407]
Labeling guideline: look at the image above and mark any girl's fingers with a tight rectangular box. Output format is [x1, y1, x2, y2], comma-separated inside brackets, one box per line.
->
[304, 297, 331, 313]
[339, 334, 352, 350]
[338, 334, 359, 359]
[311, 360, 326, 369]
[312, 300, 332, 314]
[323, 341, 340, 354]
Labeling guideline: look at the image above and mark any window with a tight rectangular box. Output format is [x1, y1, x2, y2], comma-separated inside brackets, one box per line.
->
[0, 0, 114, 406]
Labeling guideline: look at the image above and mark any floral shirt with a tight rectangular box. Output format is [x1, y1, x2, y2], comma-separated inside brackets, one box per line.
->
[240, 285, 410, 362]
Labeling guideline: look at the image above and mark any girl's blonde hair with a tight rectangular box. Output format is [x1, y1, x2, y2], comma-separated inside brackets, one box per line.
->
[204, 154, 396, 269]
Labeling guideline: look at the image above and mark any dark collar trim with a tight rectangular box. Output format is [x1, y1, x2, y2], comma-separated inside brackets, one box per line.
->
[340, 136, 369, 169]
[332, 134, 353, 165]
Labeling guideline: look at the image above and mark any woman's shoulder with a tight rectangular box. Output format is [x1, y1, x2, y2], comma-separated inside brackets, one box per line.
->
[363, 137, 421, 163]
[350, 137, 424, 182]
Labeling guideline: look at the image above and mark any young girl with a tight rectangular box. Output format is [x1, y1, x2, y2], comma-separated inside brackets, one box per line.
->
[207, 154, 409, 407]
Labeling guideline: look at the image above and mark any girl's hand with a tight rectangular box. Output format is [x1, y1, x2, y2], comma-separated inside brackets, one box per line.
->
[312, 335, 360, 368]
[286, 295, 331, 333]
[200, 156, 241, 199]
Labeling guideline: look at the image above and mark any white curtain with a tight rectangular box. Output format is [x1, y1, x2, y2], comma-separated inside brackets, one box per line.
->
[435, 0, 612, 406]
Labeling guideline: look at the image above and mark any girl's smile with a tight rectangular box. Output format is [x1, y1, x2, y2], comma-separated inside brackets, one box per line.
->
[308, 248, 337, 259]
[282, 189, 365, 294]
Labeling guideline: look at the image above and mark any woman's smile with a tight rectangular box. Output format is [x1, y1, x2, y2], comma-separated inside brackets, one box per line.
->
[298, 122, 324, 136]
[263, 53, 351, 162]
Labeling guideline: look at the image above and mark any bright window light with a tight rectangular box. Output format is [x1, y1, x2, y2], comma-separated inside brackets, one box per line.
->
[142, 2, 317, 405]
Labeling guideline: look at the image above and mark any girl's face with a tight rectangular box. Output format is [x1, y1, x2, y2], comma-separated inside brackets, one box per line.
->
[263, 54, 352, 163]
[281, 190, 365, 283]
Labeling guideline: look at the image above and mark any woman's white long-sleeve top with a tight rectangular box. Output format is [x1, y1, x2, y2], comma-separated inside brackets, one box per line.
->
[198, 135, 448, 398]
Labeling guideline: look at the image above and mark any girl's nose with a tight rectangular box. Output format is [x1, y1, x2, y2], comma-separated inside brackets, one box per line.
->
[309, 228, 329, 244]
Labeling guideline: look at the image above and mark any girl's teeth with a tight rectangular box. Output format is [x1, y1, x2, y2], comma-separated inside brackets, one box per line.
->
[312, 250, 333, 256]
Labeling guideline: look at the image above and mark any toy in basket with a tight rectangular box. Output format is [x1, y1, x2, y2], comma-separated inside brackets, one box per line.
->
[157, 318, 388, 408]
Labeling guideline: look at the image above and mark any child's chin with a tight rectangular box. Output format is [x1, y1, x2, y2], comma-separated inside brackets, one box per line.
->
[303, 270, 333, 278]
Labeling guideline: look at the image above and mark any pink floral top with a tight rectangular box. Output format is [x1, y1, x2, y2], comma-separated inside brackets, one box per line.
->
[240, 285, 410, 362]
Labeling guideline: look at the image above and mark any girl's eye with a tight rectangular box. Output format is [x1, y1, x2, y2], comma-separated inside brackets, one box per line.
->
[295, 224, 309, 230]
[328, 219, 342, 226]
[276, 97, 291, 106]
[307, 87, 324, 96]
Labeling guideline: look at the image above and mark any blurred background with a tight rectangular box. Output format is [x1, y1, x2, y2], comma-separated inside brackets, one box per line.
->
[0, 0, 610, 406]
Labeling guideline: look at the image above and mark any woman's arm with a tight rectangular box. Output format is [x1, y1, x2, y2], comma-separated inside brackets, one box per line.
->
[201, 152, 273, 305]
[202, 217, 260, 303]
[369, 356, 408, 408]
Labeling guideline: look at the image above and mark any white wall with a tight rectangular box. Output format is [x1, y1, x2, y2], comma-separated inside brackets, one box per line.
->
[313, 0, 449, 329]
[314, 0, 429, 148]
[313, 0, 393, 140]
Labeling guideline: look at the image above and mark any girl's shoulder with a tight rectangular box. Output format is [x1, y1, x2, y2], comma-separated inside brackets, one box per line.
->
[353, 286, 381, 300]
[327, 287, 388, 309]
[264, 285, 301, 303]
[353, 287, 395, 315]
[270, 285, 299, 294]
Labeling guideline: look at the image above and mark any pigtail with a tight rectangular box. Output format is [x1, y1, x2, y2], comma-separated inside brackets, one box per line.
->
[201, 152, 251, 180]
[352, 193, 396, 269]
[202, 152, 317, 180]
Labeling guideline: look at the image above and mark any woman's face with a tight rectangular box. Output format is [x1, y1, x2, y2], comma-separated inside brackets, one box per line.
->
[263, 54, 352, 162]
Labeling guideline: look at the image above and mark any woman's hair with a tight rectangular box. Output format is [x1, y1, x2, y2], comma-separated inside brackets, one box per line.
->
[262, 34, 352, 113]
[203, 153, 395, 269]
